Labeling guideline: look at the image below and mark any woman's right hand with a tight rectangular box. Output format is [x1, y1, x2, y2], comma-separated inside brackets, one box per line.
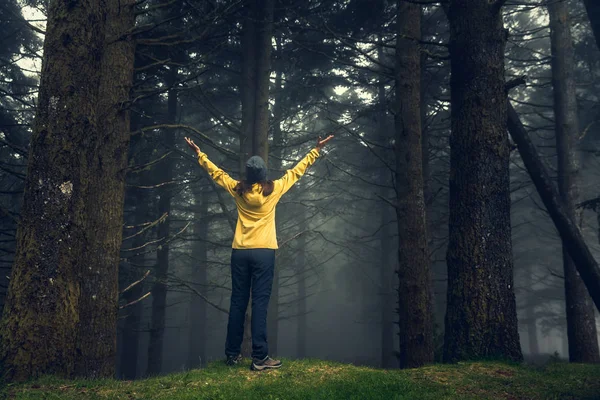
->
[317, 135, 334, 150]
[185, 137, 201, 155]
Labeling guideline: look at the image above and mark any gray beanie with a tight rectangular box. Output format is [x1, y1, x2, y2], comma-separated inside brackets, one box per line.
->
[245, 155, 267, 183]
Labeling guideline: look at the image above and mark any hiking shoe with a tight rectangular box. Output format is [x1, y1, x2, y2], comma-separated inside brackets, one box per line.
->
[225, 354, 242, 366]
[250, 355, 282, 371]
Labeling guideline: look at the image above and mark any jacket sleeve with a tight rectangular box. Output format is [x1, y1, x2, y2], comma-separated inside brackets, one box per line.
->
[197, 152, 238, 197]
[274, 148, 320, 197]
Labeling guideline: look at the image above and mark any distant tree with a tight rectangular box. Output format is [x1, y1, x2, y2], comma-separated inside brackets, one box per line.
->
[0, 0, 136, 381]
[146, 66, 178, 377]
[443, 0, 523, 363]
[548, 0, 600, 363]
[187, 188, 209, 369]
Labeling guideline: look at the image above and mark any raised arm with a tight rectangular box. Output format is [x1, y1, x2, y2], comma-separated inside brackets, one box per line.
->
[274, 135, 334, 197]
[185, 137, 238, 196]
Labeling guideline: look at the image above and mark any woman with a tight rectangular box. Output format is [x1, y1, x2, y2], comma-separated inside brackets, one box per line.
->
[184, 135, 334, 371]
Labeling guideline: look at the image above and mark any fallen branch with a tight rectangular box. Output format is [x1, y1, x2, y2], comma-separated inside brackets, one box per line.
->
[507, 101, 600, 312]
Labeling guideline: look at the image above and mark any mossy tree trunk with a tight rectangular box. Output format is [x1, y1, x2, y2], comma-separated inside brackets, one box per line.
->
[74, 0, 135, 378]
[548, 0, 600, 363]
[0, 0, 135, 381]
[443, 0, 522, 363]
[394, 0, 434, 369]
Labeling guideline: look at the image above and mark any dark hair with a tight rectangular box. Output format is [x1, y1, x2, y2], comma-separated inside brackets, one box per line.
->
[234, 180, 274, 197]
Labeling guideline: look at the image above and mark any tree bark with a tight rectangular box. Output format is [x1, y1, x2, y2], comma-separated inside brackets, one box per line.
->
[548, 1, 600, 363]
[239, 0, 275, 358]
[377, 36, 395, 369]
[146, 68, 178, 376]
[525, 265, 539, 356]
[443, 0, 522, 363]
[187, 189, 208, 369]
[296, 217, 307, 359]
[507, 102, 600, 314]
[0, 0, 135, 381]
[583, 0, 600, 52]
[395, 0, 434, 369]
[266, 54, 284, 357]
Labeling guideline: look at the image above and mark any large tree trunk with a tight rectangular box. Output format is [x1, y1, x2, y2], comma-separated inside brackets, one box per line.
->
[548, 1, 600, 363]
[146, 68, 178, 376]
[583, 0, 600, 52]
[443, 0, 522, 363]
[394, 0, 434, 369]
[187, 189, 208, 369]
[75, 0, 135, 378]
[239, 0, 275, 358]
[0, 0, 135, 381]
[507, 102, 600, 314]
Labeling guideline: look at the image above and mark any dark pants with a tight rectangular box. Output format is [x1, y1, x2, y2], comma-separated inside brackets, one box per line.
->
[225, 248, 275, 360]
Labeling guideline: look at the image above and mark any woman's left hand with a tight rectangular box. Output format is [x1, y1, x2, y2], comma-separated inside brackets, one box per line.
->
[185, 137, 201, 155]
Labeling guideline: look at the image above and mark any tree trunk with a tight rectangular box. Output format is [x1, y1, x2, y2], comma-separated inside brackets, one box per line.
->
[526, 265, 539, 356]
[120, 184, 148, 380]
[443, 0, 522, 363]
[548, 1, 600, 363]
[296, 219, 307, 359]
[187, 189, 208, 369]
[507, 102, 600, 314]
[252, 0, 274, 161]
[377, 37, 395, 369]
[240, 3, 257, 173]
[0, 0, 135, 381]
[583, 0, 600, 52]
[267, 47, 284, 358]
[394, 0, 434, 369]
[146, 68, 178, 376]
[239, 0, 275, 358]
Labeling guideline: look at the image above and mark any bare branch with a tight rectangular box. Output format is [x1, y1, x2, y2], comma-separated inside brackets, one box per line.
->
[119, 291, 151, 309]
[120, 270, 151, 295]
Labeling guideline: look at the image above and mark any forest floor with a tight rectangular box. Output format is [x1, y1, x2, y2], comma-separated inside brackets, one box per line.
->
[2, 358, 600, 399]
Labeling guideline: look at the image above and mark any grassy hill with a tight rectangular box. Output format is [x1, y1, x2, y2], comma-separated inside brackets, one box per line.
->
[3, 358, 600, 399]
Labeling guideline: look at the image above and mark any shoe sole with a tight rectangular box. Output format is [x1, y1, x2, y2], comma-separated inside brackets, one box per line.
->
[250, 363, 282, 371]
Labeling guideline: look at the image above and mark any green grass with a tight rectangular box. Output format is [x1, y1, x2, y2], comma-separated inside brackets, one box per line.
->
[2, 358, 600, 399]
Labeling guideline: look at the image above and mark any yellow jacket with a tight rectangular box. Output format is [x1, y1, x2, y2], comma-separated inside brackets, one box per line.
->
[197, 148, 320, 249]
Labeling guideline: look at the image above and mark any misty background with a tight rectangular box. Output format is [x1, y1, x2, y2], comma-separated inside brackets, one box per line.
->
[1, 0, 599, 379]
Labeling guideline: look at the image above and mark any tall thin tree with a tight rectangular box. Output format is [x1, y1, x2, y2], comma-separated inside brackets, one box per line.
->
[146, 67, 178, 376]
[548, 0, 600, 363]
[394, 0, 434, 369]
